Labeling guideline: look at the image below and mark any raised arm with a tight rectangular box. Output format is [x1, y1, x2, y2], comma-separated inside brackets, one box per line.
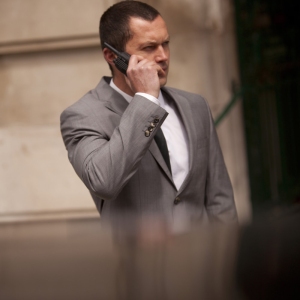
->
[60, 93, 167, 201]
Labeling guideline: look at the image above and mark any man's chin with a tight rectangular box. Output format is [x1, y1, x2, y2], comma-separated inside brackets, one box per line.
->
[159, 76, 168, 87]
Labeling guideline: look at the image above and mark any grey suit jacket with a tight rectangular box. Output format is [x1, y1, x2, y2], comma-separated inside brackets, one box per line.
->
[60, 77, 237, 224]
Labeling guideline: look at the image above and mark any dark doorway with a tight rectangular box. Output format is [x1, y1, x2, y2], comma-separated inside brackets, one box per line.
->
[234, 0, 300, 211]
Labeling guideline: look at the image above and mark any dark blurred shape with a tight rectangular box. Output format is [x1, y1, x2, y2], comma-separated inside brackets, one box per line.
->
[234, 0, 300, 209]
[236, 204, 300, 300]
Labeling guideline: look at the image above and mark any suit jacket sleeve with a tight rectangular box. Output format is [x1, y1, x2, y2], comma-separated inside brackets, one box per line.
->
[60, 94, 168, 201]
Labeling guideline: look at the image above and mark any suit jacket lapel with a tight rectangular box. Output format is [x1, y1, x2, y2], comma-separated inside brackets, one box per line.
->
[148, 141, 173, 181]
[95, 77, 175, 184]
[95, 77, 129, 116]
[161, 88, 198, 193]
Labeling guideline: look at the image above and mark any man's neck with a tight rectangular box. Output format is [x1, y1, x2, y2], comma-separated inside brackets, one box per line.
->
[112, 75, 134, 97]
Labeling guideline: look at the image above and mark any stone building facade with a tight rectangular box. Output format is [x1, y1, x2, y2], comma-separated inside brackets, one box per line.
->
[0, 0, 251, 223]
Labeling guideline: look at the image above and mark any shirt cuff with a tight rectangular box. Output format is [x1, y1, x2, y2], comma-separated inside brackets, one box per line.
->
[136, 92, 160, 106]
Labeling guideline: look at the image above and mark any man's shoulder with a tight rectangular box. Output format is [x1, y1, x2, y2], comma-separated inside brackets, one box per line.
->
[163, 86, 208, 109]
[61, 77, 111, 117]
[163, 86, 205, 101]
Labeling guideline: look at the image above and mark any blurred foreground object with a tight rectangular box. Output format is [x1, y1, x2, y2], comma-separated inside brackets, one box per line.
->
[0, 218, 238, 300]
[237, 204, 300, 300]
[1, 208, 300, 299]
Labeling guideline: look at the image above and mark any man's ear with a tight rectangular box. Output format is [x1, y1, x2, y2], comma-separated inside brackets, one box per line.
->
[103, 48, 116, 68]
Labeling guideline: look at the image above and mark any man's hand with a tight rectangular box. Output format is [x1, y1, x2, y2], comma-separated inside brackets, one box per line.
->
[125, 55, 165, 99]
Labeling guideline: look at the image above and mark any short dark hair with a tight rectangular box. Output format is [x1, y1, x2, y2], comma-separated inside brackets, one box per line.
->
[99, 1, 160, 52]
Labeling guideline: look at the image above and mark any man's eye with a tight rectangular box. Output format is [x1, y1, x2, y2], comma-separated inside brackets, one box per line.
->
[143, 46, 154, 51]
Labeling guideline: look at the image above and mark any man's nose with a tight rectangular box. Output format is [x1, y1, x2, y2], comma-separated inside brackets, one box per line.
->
[155, 45, 168, 62]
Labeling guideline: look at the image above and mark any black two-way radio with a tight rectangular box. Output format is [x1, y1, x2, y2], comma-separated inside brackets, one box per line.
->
[104, 42, 130, 75]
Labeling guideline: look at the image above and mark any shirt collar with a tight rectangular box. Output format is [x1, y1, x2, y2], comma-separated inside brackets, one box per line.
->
[110, 78, 133, 103]
[110, 78, 164, 106]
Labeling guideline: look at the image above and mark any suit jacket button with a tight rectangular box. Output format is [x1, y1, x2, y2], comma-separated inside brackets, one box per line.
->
[154, 118, 159, 123]
[174, 197, 180, 205]
[145, 130, 150, 137]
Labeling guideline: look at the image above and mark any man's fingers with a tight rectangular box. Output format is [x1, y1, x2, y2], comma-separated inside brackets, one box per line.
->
[156, 64, 165, 77]
[129, 56, 161, 73]
[128, 54, 145, 66]
[126, 54, 161, 98]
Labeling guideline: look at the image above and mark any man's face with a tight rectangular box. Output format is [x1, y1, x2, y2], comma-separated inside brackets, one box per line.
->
[125, 15, 170, 87]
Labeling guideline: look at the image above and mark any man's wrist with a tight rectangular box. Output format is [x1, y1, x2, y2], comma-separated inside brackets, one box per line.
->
[136, 92, 160, 106]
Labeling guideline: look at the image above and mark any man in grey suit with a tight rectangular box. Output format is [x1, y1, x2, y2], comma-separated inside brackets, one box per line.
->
[60, 1, 237, 226]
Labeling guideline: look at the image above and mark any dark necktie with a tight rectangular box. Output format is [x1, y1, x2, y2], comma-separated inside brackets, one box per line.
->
[154, 128, 172, 173]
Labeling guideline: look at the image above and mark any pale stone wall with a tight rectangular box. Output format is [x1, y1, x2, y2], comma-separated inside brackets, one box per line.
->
[0, 0, 251, 223]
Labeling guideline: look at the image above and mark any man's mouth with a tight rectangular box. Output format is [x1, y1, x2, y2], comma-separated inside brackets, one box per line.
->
[161, 63, 168, 71]
[159, 64, 168, 76]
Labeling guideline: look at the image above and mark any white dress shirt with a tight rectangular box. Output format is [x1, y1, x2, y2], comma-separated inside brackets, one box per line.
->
[110, 79, 189, 190]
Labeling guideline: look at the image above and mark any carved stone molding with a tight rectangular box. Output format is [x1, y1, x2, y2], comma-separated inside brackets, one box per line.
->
[0, 34, 99, 55]
[0, 208, 99, 223]
[151, 0, 233, 33]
